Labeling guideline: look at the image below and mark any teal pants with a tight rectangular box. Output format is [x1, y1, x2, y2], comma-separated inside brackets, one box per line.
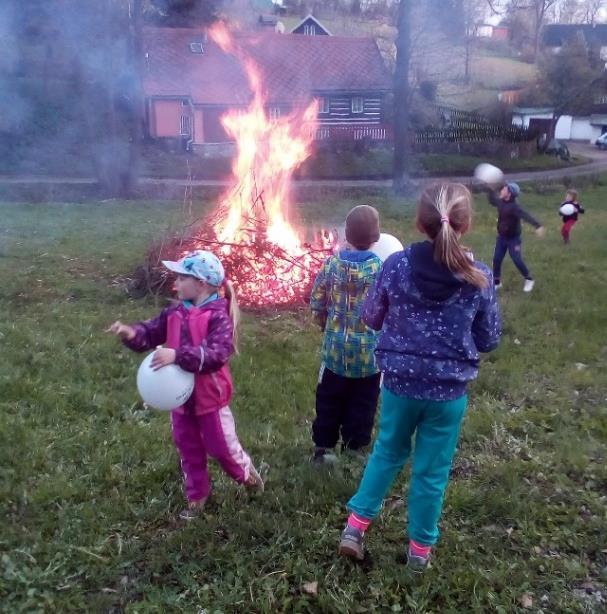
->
[347, 386, 467, 545]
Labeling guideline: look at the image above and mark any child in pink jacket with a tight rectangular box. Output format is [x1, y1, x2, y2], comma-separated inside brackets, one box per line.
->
[108, 250, 263, 520]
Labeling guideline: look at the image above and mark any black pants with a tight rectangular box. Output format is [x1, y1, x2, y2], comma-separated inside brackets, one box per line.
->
[312, 367, 381, 450]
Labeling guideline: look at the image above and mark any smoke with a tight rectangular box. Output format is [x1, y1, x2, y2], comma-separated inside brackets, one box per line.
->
[0, 0, 141, 193]
[0, 2, 33, 134]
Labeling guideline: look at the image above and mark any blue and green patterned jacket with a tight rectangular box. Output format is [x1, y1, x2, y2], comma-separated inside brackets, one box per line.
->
[310, 250, 382, 378]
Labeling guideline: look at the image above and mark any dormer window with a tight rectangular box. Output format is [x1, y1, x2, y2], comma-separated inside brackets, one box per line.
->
[189, 42, 204, 54]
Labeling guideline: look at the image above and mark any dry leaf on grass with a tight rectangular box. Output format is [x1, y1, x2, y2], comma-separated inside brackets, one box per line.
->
[302, 581, 318, 596]
[520, 593, 533, 609]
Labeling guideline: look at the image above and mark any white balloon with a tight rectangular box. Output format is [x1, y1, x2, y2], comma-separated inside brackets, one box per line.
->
[370, 233, 404, 262]
[136, 352, 195, 411]
[474, 163, 504, 185]
[559, 203, 576, 216]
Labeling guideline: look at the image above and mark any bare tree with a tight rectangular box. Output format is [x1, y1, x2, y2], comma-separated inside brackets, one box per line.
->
[392, 0, 411, 192]
[488, 0, 557, 60]
[553, 0, 605, 23]
[580, 0, 605, 23]
[463, 0, 488, 83]
[511, 0, 558, 60]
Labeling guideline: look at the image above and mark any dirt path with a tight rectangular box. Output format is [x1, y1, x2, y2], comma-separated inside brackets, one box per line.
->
[1, 142, 605, 190]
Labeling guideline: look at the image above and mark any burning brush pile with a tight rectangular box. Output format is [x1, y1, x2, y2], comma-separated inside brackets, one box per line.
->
[132, 24, 336, 308]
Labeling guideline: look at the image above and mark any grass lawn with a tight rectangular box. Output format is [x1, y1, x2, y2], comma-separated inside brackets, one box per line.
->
[297, 150, 587, 180]
[470, 56, 537, 91]
[137, 147, 588, 182]
[1, 143, 588, 182]
[1, 184, 606, 612]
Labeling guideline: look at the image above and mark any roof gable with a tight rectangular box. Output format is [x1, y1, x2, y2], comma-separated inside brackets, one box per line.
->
[290, 15, 331, 36]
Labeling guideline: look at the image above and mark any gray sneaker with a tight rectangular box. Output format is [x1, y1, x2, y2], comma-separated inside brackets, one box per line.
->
[313, 447, 338, 465]
[245, 465, 265, 492]
[338, 526, 365, 561]
[407, 546, 430, 572]
[178, 498, 207, 521]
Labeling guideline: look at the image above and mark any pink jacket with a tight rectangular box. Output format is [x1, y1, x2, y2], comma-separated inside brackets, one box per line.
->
[124, 299, 234, 414]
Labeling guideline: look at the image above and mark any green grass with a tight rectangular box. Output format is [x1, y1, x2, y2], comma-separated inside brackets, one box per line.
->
[1, 185, 606, 612]
[2, 144, 583, 181]
[437, 52, 538, 111]
[470, 56, 537, 91]
[297, 150, 585, 180]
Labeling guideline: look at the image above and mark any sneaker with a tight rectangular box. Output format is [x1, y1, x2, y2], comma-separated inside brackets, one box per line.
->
[245, 465, 265, 492]
[313, 447, 338, 466]
[179, 498, 207, 521]
[338, 525, 365, 561]
[407, 545, 431, 572]
[523, 279, 535, 293]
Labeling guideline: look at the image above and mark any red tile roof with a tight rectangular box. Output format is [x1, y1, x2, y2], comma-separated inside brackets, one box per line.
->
[142, 27, 392, 106]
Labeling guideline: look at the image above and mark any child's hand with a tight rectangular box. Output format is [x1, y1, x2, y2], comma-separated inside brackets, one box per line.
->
[151, 347, 176, 370]
[535, 226, 546, 238]
[106, 321, 136, 340]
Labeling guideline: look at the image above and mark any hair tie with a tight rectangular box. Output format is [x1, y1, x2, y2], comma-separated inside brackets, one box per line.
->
[440, 216, 450, 225]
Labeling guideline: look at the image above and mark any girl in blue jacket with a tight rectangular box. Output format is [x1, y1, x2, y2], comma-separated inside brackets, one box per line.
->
[338, 182, 501, 571]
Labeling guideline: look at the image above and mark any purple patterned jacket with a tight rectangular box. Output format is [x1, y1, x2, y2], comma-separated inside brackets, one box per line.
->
[124, 299, 234, 412]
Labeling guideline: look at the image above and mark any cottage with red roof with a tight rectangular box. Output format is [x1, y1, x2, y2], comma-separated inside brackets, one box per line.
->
[142, 27, 392, 148]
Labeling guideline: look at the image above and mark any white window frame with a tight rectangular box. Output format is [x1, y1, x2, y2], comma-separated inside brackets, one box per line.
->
[189, 42, 204, 54]
[318, 97, 330, 114]
[180, 115, 192, 136]
[351, 96, 364, 114]
[304, 24, 316, 36]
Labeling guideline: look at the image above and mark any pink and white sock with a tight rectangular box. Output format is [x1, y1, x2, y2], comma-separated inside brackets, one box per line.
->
[347, 512, 372, 533]
[409, 539, 432, 558]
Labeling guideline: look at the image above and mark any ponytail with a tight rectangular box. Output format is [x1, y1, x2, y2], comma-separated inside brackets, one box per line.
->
[417, 183, 488, 289]
[223, 279, 241, 354]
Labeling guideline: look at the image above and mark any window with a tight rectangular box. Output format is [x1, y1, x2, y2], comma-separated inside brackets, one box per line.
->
[269, 106, 281, 121]
[318, 97, 330, 114]
[351, 97, 364, 114]
[304, 24, 316, 36]
[180, 115, 192, 136]
[189, 42, 204, 54]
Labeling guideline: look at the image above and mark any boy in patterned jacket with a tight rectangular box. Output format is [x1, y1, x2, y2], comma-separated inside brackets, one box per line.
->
[310, 205, 384, 464]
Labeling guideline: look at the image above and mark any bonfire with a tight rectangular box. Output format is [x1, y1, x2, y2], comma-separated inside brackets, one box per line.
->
[135, 24, 336, 308]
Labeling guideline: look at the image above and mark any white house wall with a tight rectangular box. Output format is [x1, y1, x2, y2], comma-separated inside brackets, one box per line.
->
[512, 112, 596, 142]
[555, 115, 573, 140]
[570, 117, 592, 141]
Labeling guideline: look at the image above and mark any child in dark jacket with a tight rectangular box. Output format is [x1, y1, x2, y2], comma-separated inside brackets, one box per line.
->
[487, 182, 545, 293]
[108, 250, 263, 520]
[338, 183, 501, 571]
[559, 188, 584, 244]
[310, 205, 384, 464]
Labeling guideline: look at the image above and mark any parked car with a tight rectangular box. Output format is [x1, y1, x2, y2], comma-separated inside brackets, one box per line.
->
[595, 133, 607, 150]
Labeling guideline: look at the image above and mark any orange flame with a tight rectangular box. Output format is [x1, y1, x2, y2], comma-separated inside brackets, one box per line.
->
[198, 24, 332, 307]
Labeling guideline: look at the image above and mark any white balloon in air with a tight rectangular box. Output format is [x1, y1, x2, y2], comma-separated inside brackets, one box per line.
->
[474, 163, 504, 185]
[136, 353, 195, 411]
[370, 233, 404, 262]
